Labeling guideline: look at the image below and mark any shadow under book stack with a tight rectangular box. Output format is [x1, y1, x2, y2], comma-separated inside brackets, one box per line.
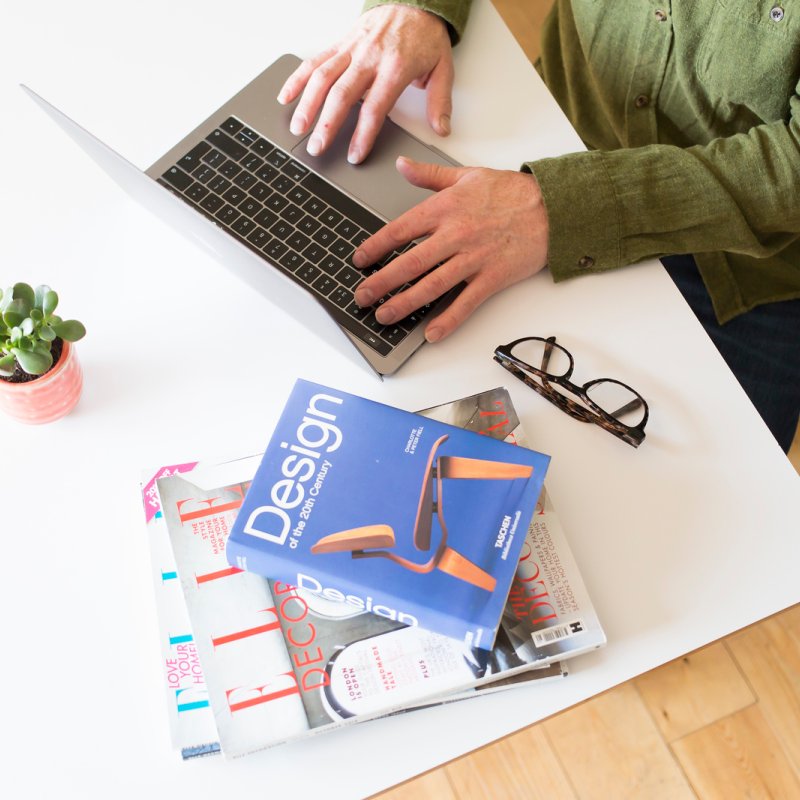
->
[140, 385, 606, 759]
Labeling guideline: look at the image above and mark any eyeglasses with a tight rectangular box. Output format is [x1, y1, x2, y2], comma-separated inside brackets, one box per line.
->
[493, 336, 649, 447]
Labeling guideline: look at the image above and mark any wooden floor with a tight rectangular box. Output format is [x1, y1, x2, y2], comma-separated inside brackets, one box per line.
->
[373, 3, 800, 798]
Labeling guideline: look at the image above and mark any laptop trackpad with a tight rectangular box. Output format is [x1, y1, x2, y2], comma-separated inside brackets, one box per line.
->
[290, 106, 459, 222]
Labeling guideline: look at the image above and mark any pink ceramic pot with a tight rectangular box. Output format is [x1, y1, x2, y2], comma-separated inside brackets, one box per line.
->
[0, 340, 83, 424]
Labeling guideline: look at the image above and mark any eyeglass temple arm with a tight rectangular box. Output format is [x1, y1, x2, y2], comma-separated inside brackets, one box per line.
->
[610, 396, 644, 419]
[541, 336, 557, 372]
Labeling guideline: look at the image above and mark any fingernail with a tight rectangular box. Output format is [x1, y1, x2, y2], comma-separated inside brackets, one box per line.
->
[426, 327, 443, 343]
[307, 135, 323, 156]
[356, 288, 373, 306]
[377, 306, 396, 324]
[352, 249, 366, 267]
[439, 114, 451, 135]
[277, 90, 289, 105]
[290, 115, 307, 136]
[348, 146, 362, 164]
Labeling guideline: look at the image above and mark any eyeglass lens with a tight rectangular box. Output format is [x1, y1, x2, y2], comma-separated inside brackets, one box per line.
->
[509, 339, 646, 427]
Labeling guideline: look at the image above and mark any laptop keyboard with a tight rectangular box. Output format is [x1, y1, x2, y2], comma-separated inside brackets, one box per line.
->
[158, 116, 435, 357]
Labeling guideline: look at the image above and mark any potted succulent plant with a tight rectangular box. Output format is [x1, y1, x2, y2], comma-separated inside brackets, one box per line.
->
[0, 282, 86, 424]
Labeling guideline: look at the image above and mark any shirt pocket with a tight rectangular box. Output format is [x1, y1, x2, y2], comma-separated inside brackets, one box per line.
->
[695, 0, 800, 121]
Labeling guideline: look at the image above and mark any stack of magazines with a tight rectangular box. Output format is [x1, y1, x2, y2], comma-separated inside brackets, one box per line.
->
[141, 383, 606, 759]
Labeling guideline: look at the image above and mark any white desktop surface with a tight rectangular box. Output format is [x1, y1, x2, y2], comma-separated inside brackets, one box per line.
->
[2, 1, 798, 797]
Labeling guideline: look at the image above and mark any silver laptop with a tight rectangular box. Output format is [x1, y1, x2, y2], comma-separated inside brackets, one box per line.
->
[23, 54, 461, 377]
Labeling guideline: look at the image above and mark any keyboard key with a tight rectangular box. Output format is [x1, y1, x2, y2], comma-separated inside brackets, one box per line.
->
[185, 182, 209, 202]
[286, 231, 310, 252]
[381, 325, 409, 346]
[219, 159, 242, 178]
[253, 208, 278, 228]
[345, 301, 372, 322]
[235, 126, 258, 145]
[222, 186, 247, 205]
[282, 160, 309, 181]
[319, 208, 344, 228]
[246, 227, 270, 248]
[296, 263, 321, 284]
[298, 215, 321, 235]
[201, 148, 226, 169]
[249, 181, 272, 201]
[312, 226, 336, 247]
[192, 165, 215, 184]
[302, 243, 327, 264]
[206, 129, 248, 161]
[264, 240, 288, 260]
[330, 237, 354, 260]
[215, 204, 240, 225]
[266, 194, 289, 213]
[265, 149, 289, 168]
[335, 219, 361, 240]
[302, 197, 326, 216]
[241, 153, 264, 173]
[238, 197, 263, 217]
[279, 251, 304, 272]
[280, 204, 304, 224]
[288, 186, 311, 206]
[271, 174, 295, 194]
[330, 286, 353, 308]
[234, 172, 257, 190]
[178, 141, 212, 172]
[208, 175, 231, 194]
[232, 216, 256, 236]
[161, 166, 193, 191]
[251, 137, 272, 156]
[255, 163, 278, 182]
[221, 117, 243, 135]
[199, 193, 224, 213]
[312, 274, 337, 297]
[270, 220, 293, 240]
[319, 255, 343, 277]
[336, 265, 361, 288]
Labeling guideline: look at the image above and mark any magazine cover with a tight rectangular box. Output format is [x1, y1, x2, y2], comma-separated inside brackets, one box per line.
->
[225, 379, 551, 650]
[420, 390, 607, 666]
[155, 460, 566, 758]
[140, 463, 220, 759]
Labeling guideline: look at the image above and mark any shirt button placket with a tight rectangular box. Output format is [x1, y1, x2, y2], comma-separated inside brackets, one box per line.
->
[770, 6, 785, 22]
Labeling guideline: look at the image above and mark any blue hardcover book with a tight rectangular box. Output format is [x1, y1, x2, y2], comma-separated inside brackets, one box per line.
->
[225, 379, 550, 650]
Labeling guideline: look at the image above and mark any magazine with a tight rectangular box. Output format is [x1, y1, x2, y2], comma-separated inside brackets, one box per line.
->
[141, 387, 602, 759]
[225, 379, 551, 650]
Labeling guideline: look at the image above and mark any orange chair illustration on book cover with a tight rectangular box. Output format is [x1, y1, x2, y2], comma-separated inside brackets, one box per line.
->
[310, 434, 534, 592]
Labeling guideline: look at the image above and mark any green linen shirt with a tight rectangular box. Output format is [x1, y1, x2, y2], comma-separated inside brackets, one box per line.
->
[363, 0, 800, 323]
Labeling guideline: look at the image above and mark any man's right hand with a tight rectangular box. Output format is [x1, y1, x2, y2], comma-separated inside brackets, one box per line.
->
[277, 5, 454, 164]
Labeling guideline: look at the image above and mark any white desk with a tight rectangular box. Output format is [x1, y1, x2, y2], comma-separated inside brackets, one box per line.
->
[2, 1, 798, 797]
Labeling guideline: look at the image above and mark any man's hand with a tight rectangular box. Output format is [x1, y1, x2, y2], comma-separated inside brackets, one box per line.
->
[278, 5, 454, 164]
[352, 158, 550, 342]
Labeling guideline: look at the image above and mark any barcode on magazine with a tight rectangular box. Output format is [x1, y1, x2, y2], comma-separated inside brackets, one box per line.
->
[532, 620, 585, 647]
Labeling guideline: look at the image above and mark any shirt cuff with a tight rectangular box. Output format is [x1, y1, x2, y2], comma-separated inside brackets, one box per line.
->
[523, 151, 622, 281]
[361, 0, 471, 45]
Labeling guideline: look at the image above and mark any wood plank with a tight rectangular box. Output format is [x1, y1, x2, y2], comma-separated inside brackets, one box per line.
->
[672, 704, 800, 799]
[444, 724, 576, 800]
[543, 683, 694, 799]
[371, 766, 457, 800]
[726, 611, 800, 772]
[635, 642, 755, 741]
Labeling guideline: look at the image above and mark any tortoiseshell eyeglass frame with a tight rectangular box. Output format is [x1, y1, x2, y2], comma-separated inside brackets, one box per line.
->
[493, 336, 649, 448]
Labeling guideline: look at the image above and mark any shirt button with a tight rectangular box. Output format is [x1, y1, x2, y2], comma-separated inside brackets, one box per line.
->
[770, 6, 784, 22]
[578, 256, 595, 269]
[634, 94, 650, 108]
[654, 9, 668, 21]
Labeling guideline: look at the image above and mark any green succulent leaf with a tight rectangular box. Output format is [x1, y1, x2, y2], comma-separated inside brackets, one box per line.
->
[0, 353, 16, 376]
[3, 298, 29, 328]
[34, 285, 52, 310]
[12, 347, 52, 376]
[39, 324, 56, 342]
[30, 308, 44, 322]
[43, 290, 59, 315]
[32, 340, 52, 356]
[12, 283, 36, 308]
[52, 319, 86, 342]
[21, 318, 34, 336]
